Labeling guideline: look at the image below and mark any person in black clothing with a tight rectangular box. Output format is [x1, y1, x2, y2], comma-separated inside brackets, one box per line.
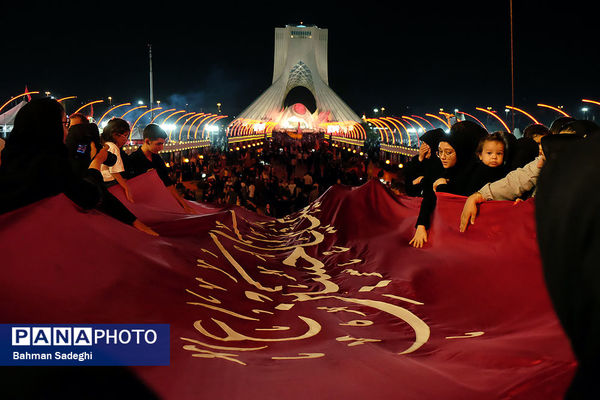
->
[125, 123, 196, 214]
[549, 116, 576, 135]
[438, 132, 509, 197]
[65, 122, 116, 177]
[409, 121, 486, 248]
[523, 123, 549, 144]
[536, 133, 600, 399]
[510, 136, 539, 170]
[0, 137, 5, 167]
[403, 128, 445, 197]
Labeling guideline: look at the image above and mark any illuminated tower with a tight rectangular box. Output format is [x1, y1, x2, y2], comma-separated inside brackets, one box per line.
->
[231, 24, 361, 133]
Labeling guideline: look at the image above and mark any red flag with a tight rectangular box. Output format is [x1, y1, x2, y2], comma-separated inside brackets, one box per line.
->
[24, 85, 31, 101]
[0, 172, 576, 399]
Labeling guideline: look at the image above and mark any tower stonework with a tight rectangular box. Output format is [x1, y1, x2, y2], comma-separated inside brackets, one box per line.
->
[231, 25, 361, 133]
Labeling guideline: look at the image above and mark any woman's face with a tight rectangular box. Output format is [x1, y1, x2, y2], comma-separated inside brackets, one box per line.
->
[437, 141, 457, 168]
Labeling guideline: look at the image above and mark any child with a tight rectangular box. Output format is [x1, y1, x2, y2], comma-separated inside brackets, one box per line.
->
[465, 132, 510, 194]
[126, 124, 197, 214]
[100, 118, 134, 203]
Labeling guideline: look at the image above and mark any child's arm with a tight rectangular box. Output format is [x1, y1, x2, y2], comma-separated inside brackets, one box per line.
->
[112, 172, 134, 203]
[167, 184, 198, 214]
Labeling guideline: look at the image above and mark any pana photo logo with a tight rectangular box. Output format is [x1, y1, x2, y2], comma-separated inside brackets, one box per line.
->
[1, 324, 169, 366]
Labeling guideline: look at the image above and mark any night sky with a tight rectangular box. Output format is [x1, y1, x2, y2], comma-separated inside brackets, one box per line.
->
[2, 1, 599, 128]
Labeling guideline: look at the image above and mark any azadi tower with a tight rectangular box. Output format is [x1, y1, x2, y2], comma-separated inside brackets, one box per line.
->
[230, 25, 362, 134]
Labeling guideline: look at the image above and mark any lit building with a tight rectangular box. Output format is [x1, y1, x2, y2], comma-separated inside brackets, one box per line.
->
[230, 25, 361, 134]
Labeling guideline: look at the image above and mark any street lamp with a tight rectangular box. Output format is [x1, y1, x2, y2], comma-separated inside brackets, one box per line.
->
[44, 91, 51, 97]
[582, 107, 589, 120]
[108, 96, 112, 105]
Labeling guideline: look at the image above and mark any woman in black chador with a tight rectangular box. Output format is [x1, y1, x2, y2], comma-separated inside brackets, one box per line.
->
[403, 128, 445, 197]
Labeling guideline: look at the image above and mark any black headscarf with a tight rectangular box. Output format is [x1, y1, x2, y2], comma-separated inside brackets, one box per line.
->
[558, 119, 600, 138]
[2, 97, 66, 162]
[541, 134, 585, 163]
[443, 120, 487, 169]
[510, 137, 539, 170]
[536, 133, 600, 399]
[434, 120, 488, 193]
[403, 129, 446, 196]
[419, 128, 445, 150]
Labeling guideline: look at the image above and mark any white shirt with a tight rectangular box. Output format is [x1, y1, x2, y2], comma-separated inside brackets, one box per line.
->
[100, 142, 125, 182]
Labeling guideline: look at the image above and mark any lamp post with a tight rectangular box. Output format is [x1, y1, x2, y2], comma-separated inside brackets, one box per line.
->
[582, 107, 589, 120]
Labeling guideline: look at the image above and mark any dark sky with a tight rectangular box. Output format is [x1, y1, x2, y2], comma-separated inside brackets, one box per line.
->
[2, 1, 599, 128]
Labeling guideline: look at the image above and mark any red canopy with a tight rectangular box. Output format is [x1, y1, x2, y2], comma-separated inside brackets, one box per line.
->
[0, 172, 575, 399]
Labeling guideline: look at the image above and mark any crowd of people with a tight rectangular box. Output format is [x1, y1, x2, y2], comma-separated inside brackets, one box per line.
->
[1, 97, 600, 397]
[163, 137, 382, 217]
[0, 98, 388, 229]
[0, 99, 193, 236]
[401, 118, 599, 247]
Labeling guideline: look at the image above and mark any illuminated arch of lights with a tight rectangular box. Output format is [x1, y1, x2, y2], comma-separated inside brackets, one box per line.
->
[130, 107, 162, 141]
[505, 105, 540, 125]
[120, 105, 147, 120]
[401, 116, 426, 134]
[457, 111, 488, 131]
[171, 112, 196, 141]
[411, 115, 436, 130]
[98, 103, 131, 125]
[537, 104, 570, 118]
[185, 113, 207, 140]
[194, 114, 217, 139]
[150, 108, 176, 123]
[0, 91, 40, 114]
[475, 107, 510, 132]
[161, 110, 186, 126]
[424, 113, 451, 130]
[179, 113, 205, 141]
[365, 119, 389, 143]
[226, 119, 240, 137]
[56, 96, 77, 103]
[383, 117, 407, 145]
[582, 99, 600, 107]
[72, 100, 104, 115]
[202, 115, 228, 138]
[12, 91, 595, 153]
